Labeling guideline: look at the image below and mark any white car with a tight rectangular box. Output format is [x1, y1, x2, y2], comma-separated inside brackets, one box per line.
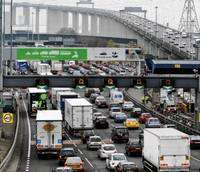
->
[109, 107, 122, 118]
[87, 136, 102, 150]
[122, 101, 134, 111]
[106, 153, 127, 170]
[97, 144, 117, 159]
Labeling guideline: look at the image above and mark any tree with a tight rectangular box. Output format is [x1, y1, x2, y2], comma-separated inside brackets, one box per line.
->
[57, 27, 78, 35]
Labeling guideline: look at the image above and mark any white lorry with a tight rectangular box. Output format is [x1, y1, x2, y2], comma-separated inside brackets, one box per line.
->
[37, 63, 52, 75]
[51, 61, 63, 74]
[36, 110, 62, 157]
[143, 128, 190, 172]
[51, 88, 74, 107]
[65, 98, 93, 135]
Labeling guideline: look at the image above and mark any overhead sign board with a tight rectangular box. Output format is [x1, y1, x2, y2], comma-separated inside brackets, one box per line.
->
[17, 48, 88, 61]
[88, 48, 126, 61]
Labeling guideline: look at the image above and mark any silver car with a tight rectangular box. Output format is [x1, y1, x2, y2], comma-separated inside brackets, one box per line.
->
[87, 136, 102, 150]
[97, 144, 117, 159]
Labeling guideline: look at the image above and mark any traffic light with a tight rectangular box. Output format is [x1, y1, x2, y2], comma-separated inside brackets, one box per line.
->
[35, 78, 49, 88]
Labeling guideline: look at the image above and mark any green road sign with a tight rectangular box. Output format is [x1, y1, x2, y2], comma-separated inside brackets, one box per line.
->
[17, 48, 88, 61]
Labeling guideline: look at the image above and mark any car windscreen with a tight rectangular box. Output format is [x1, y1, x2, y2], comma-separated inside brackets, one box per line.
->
[149, 119, 160, 124]
[112, 108, 121, 112]
[66, 157, 81, 164]
[113, 155, 126, 161]
[90, 137, 101, 142]
[61, 150, 75, 156]
[103, 146, 115, 151]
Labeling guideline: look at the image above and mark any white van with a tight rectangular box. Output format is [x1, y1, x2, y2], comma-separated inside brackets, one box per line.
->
[110, 90, 124, 104]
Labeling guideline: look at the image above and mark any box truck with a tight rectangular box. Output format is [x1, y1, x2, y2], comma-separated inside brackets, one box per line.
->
[37, 63, 52, 75]
[65, 98, 93, 135]
[51, 88, 74, 107]
[143, 128, 190, 172]
[51, 61, 63, 74]
[36, 110, 62, 157]
[57, 92, 79, 112]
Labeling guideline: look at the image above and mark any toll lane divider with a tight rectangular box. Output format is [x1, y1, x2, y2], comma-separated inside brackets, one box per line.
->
[0, 95, 20, 172]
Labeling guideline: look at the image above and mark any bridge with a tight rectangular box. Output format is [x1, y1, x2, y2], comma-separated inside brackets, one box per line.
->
[4, 2, 190, 59]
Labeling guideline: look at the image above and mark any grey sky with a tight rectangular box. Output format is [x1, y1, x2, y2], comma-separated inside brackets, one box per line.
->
[12, 0, 200, 29]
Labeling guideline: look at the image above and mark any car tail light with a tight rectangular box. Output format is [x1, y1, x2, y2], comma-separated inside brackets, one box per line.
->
[182, 162, 189, 168]
[160, 156, 164, 161]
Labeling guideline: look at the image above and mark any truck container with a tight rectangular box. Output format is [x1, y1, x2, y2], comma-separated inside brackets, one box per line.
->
[30, 61, 40, 73]
[51, 88, 74, 108]
[57, 91, 79, 112]
[15, 60, 29, 74]
[65, 98, 93, 135]
[143, 128, 190, 172]
[37, 63, 52, 75]
[36, 110, 62, 157]
[51, 61, 63, 74]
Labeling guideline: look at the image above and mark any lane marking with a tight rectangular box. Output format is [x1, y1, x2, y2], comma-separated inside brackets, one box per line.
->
[191, 156, 200, 162]
[22, 97, 31, 172]
[78, 149, 83, 155]
[85, 157, 94, 168]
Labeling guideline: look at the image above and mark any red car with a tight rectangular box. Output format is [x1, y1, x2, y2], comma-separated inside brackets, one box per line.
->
[139, 113, 152, 124]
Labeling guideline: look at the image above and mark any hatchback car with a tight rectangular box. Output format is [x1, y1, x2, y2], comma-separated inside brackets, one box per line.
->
[97, 144, 117, 159]
[139, 113, 152, 124]
[64, 157, 84, 172]
[111, 126, 129, 143]
[115, 161, 139, 172]
[125, 140, 142, 156]
[95, 96, 107, 108]
[106, 153, 127, 170]
[81, 130, 95, 144]
[114, 113, 127, 123]
[145, 117, 161, 128]
[87, 135, 102, 150]
[94, 116, 109, 129]
[58, 147, 76, 166]
[122, 101, 134, 111]
[89, 93, 100, 103]
[124, 118, 140, 129]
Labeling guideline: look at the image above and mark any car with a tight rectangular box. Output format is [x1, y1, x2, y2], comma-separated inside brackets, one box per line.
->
[114, 113, 127, 123]
[58, 147, 76, 166]
[81, 130, 95, 144]
[120, 70, 126, 75]
[124, 118, 140, 129]
[64, 157, 84, 172]
[115, 161, 139, 172]
[52, 167, 73, 172]
[111, 126, 129, 143]
[95, 96, 107, 108]
[106, 153, 127, 170]
[93, 112, 103, 121]
[109, 106, 122, 118]
[131, 107, 142, 117]
[138, 113, 152, 124]
[94, 116, 109, 129]
[89, 93, 100, 103]
[122, 101, 134, 111]
[145, 117, 161, 128]
[87, 135, 102, 150]
[84, 88, 100, 98]
[125, 139, 142, 156]
[139, 130, 144, 146]
[190, 135, 200, 149]
[97, 144, 117, 159]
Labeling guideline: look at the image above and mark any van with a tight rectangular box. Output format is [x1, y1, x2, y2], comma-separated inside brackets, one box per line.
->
[110, 90, 124, 104]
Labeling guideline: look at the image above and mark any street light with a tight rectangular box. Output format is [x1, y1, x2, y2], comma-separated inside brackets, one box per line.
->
[155, 6, 158, 38]
[31, 12, 34, 41]
[10, 0, 13, 75]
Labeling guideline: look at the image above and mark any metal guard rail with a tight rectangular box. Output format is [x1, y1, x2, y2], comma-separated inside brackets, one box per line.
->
[124, 90, 200, 135]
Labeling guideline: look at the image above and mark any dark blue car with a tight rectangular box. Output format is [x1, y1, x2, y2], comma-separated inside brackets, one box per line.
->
[114, 113, 127, 123]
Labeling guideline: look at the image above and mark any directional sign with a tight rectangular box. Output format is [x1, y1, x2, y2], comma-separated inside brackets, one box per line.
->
[17, 48, 88, 61]
[2, 113, 14, 124]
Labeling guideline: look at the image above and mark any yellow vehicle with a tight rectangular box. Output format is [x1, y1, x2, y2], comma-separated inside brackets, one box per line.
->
[124, 118, 140, 129]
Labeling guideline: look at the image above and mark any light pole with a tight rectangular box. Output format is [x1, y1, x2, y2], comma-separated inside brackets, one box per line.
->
[155, 6, 158, 38]
[10, 0, 13, 75]
[31, 12, 34, 41]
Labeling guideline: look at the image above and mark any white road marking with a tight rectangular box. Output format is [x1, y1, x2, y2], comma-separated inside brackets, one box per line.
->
[78, 149, 83, 155]
[191, 155, 200, 162]
[22, 97, 31, 172]
[85, 157, 94, 168]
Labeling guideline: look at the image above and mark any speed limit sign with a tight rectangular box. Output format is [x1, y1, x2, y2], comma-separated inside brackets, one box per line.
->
[2, 113, 14, 124]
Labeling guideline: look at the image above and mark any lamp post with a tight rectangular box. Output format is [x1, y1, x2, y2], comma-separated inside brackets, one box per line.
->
[31, 11, 34, 41]
[9, 0, 13, 75]
[155, 6, 158, 38]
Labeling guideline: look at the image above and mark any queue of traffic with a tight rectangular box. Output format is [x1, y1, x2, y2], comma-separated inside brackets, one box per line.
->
[25, 85, 198, 172]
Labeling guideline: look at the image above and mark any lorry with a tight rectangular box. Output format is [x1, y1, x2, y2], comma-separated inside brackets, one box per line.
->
[27, 88, 48, 116]
[65, 98, 93, 135]
[143, 128, 190, 172]
[51, 61, 63, 74]
[15, 60, 29, 74]
[57, 91, 79, 112]
[37, 63, 52, 75]
[51, 88, 74, 108]
[36, 110, 62, 157]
